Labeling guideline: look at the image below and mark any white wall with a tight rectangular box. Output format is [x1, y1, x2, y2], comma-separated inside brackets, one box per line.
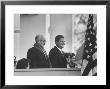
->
[14, 14, 46, 60]
[20, 14, 46, 59]
[50, 14, 72, 52]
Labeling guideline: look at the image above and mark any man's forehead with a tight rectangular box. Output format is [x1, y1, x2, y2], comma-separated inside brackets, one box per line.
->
[59, 38, 64, 40]
[39, 35, 45, 40]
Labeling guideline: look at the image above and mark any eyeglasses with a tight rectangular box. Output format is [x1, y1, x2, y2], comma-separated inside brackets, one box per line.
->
[39, 40, 46, 43]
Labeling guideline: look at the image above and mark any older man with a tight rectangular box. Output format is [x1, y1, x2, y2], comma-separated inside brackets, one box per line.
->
[27, 34, 51, 68]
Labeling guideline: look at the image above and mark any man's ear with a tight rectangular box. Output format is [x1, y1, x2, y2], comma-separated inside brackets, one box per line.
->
[37, 41, 40, 44]
[55, 41, 58, 44]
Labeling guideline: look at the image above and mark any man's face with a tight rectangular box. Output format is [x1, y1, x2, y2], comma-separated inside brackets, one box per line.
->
[56, 38, 65, 49]
[38, 36, 46, 47]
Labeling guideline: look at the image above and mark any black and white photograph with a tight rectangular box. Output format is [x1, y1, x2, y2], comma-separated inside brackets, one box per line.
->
[2, 2, 107, 85]
[14, 14, 97, 76]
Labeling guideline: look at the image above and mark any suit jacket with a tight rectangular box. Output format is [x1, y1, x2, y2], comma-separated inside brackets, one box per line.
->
[49, 46, 67, 68]
[27, 44, 50, 68]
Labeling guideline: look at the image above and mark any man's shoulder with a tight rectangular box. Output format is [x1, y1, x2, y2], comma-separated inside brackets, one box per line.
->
[28, 47, 38, 53]
[28, 47, 34, 51]
[27, 47, 41, 56]
[49, 46, 57, 54]
[50, 46, 56, 51]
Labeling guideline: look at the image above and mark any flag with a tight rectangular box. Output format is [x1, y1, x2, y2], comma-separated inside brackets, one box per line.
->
[81, 14, 97, 76]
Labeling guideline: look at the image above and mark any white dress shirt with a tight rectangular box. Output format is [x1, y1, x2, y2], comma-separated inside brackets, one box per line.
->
[56, 46, 63, 54]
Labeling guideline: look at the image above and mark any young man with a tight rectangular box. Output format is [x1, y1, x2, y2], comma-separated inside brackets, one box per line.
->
[49, 35, 67, 68]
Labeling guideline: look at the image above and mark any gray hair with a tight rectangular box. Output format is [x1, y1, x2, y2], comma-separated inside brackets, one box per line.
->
[35, 34, 44, 43]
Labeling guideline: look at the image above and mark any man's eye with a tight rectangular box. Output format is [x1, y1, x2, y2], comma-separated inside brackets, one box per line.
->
[60, 41, 65, 42]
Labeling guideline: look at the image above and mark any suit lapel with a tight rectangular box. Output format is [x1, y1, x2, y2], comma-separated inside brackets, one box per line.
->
[54, 46, 62, 54]
[54, 46, 65, 58]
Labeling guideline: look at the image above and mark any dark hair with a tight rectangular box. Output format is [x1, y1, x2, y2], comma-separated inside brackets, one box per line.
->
[55, 35, 64, 43]
[16, 58, 29, 69]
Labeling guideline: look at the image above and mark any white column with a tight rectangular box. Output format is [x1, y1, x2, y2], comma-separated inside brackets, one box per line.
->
[14, 14, 20, 61]
[45, 14, 50, 55]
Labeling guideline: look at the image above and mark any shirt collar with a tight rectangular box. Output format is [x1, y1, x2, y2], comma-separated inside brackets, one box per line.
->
[56, 46, 63, 52]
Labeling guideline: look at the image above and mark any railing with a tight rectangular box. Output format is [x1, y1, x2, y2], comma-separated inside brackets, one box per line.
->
[14, 68, 81, 76]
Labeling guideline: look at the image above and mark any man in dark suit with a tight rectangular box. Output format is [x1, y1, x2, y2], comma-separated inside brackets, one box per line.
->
[27, 34, 51, 68]
[49, 35, 67, 68]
